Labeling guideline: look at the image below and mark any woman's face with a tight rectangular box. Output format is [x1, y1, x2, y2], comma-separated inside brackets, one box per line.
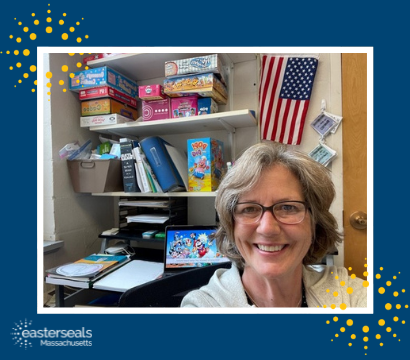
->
[234, 164, 312, 280]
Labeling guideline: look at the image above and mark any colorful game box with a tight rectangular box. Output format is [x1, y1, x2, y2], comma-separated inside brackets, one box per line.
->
[187, 138, 224, 192]
[139, 84, 167, 100]
[198, 97, 218, 115]
[78, 86, 137, 108]
[142, 98, 171, 121]
[163, 73, 228, 103]
[171, 96, 198, 118]
[164, 54, 228, 86]
[81, 98, 138, 119]
[69, 66, 138, 99]
[80, 113, 134, 127]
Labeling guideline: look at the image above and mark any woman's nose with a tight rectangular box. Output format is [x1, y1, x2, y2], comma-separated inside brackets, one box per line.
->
[257, 210, 281, 234]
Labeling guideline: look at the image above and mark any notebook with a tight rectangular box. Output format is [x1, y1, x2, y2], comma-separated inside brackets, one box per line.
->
[163, 225, 230, 276]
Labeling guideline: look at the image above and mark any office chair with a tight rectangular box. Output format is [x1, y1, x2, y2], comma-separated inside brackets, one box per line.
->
[118, 261, 232, 307]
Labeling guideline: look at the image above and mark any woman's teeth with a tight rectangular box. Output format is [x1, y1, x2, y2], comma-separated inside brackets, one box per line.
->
[257, 244, 285, 252]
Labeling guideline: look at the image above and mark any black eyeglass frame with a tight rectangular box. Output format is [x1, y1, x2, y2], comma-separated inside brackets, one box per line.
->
[233, 200, 309, 225]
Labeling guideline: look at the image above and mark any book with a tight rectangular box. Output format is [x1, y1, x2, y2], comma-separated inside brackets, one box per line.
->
[120, 139, 139, 192]
[140, 136, 186, 192]
[45, 254, 131, 282]
[133, 146, 152, 193]
[139, 146, 163, 192]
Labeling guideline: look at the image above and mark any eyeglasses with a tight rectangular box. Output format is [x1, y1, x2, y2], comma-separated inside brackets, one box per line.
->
[233, 201, 308, 225]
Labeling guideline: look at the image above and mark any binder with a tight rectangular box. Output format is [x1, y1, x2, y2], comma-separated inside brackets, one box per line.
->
[140, 136, 186, 192]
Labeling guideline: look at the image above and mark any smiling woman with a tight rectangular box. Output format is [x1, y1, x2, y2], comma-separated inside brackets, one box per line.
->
[180, 142, 367, 308]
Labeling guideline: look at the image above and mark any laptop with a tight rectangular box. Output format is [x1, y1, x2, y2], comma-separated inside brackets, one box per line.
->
[162, 225, 230, 277]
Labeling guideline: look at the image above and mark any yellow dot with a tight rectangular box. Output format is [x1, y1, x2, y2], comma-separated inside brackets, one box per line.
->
[406, 305, 409, 308]
[6, 51, 10, 54]
[363, 281, 369, 288]
[340, 281, 345, 286]
[14, 50, 19, 55]
[63, 13, 66, 16]
[326, 289, 330, 293]
[363, 326, 369, 333]
[363, 272, 368, 277]
[335, 276, 339, 280]
[77, 37, 82, 43]
[326, 320, 330, 324]
[333, 292, 338, 297]
[47, 17, 52, 22]
[62, 33, 68, 40]
[85, 66, 89, 70]
[9, 66, 13, 70]
[47, 92, 50, 95]
[30, 33, 37, 40]
[45, 71, 52, 79]
[394, 291, 399, 297]
[24, 73, 29, 78]
[335, 334, 339, 337]
[34, 80, 37, 85]
[364, 264, 367, 267]
[16, 37, 22, 43]
[76, 62, 82, 68]
[347, 319, 353, 326]
[394, 317, 399, 322]
[402, 320, 405, 324]
[70, 27, 75, 32]
[363, 337, 368, 342]
[386, 281, 391, 286]
[18, 21, 22, 25]
[351, 274, 356, 279]
[34, 20, 39, 25]
[402, 289, 406, 293]
[385, 303, 392, 310]
[340, 303, 347, 310]
[23, 27, 29, 32]
[333, 317, 338, 322]
[59, 20, 64, 25]
[393, 334, 397, 337]
[46, 82, 52, 88]
[378, 319, 385, 326]
[16, 63, 21, 68]
[47, 9, 51, 13]
[76, 79, 80, 83]
[386, 327, 391, 332]
[23, 49, 30, 56]
[32, 89, 36, 92]
[347, 287, 353, 294]
[376, 274, 381, 279]
[69, 73, 75, 78]
[68, 53, 75, 56]
[393, 276, 397, 279]
[396, 304, 401, 309]
[30, 65, 36, 72]
[351, 334, 356, 339]
[18, 79, 22, 83]
[63, 89, 67, 92]
[76, 21, 80, 25]
[380, 267, 383, 271]
[349, 343, 352, 346]
[32, 13, 35, 16]
[61, 65, 68, 72]
[85, 35, 89, 39]
[340, 327, 345, 332]
[59, 80, 64, 85]
[331, 304, 336, 309]
[379, 287, 385, 294]
[323, 305, 327, 308]
[376, 334, 381, 339]
[348, 267, 352, 271]
[46, 27, 52, 33]
[380, 343, 383, 346]
[364, 346, 368, 349]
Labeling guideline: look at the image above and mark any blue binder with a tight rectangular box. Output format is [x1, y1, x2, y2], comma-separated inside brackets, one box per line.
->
[140, 136, 186, 192]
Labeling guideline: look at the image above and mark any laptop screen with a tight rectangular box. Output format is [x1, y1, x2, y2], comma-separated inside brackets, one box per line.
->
[164, 225, 230, 272]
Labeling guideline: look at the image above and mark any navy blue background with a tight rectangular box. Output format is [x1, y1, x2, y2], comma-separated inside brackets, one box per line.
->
[1, 1, 407, 359]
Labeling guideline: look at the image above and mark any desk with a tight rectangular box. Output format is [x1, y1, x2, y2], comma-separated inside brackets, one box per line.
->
[50, 247, 163, 307]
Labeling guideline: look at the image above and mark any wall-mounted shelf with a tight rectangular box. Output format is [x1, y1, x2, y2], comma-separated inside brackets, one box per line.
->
[87, 109, 257, 138]
[92, 191, 217, 197]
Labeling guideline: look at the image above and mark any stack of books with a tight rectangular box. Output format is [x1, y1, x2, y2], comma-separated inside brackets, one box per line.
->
[45, 254, 131, 289]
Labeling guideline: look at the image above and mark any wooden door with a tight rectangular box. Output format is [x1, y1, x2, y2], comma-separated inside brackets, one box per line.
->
[342, 53, 368, 278]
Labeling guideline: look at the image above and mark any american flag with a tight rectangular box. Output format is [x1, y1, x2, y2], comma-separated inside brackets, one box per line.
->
[259, 55, 319, 145]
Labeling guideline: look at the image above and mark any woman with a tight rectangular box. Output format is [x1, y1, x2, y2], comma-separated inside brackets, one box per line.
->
[181, 142, 367, 308]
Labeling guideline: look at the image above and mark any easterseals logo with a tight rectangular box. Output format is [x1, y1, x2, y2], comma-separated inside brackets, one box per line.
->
[11, 319, 93, 349]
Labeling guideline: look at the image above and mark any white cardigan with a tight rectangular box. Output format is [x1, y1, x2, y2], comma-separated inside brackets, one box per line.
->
[181, 264, 367, 308]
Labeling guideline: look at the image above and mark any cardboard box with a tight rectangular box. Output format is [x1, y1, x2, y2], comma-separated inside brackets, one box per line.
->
[163, 73, 228, 99]
[69, 66, 138, 98]
[171, 96, 198, 118]
[187, 138, 224, 192]
[80, 113, 134, 127]
[67, 159, 123, 193]
[78, 86, 137, 108]
[142, 98, 171, 121]
[81, 98, 138, 119]
[139, 84, 167, 100]
[198, 97, 218, 115]
[165, 54, 228, 86]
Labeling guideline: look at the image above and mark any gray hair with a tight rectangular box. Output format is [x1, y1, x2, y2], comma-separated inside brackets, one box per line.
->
[215, 142, 342, 269]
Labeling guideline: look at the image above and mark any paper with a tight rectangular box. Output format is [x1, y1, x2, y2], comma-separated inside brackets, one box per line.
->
[93, 260, 164, 292]
[126, 214, 169, 223]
